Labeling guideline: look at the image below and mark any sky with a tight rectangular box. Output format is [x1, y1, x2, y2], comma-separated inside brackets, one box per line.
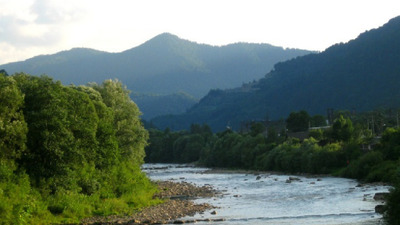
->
[1, 0, 400, 65]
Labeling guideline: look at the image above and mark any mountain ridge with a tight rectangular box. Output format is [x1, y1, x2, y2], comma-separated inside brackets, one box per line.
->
[151, 16, 400, 131]
[1, 33, 312, 119]
[1, 33, 312, 98]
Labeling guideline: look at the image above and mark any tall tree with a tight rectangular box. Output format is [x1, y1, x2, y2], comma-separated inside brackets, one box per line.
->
[330, 115, 354, 142]
[92, 80, 148, 165]
[286, 110, 310, 132]
[0, 74, 27, 160]
[73, 85, 119, 169]
[13, 74, 98, 182]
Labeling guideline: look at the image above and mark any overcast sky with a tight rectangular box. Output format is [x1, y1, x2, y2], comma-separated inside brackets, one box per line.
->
[1, 0, 400, 65]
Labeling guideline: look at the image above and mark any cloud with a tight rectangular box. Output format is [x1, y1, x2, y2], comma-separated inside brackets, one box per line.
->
[30, 0, 85, 24]
[1, 0, 400, 65]
[0, 0, 87, 64]
[0, 19, 60, 49]
[0, 14, 61, 47]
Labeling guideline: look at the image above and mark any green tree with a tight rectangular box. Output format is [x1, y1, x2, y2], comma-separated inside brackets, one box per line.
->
[386, 178, 400, 225]
[207, 132, 242, 167]
[173, 134, 204, 162]
[330, 115, 354, 142]
[13, 75, 74, 181]
[310, 114, 327, 127]
[379, 127, 400, 161]
[0, 74, 27, 160]
[0, 73, 159, 224]
[286, 110, 310, 132]
[92, 80, 148, 166]
[74, 85, 119, 169]
[266, 126, 279, 143]
[0, 69, 8, 76]
[240, 134, 267, 169]
[308, 129, 324, 141]
[250, 122, 266, 136]
[145, 129, 165, 162]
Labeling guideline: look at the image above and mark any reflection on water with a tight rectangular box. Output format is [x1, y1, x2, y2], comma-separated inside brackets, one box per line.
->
[142, 164, 390, 225]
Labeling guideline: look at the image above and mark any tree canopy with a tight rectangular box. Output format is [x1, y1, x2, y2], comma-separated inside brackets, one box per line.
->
[286, 110, 310, 132]
[0, 73, 156, 224]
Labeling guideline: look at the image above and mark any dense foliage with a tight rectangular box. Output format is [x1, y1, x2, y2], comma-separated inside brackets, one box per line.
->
[0, 73, 157, 224]
[146, 124, 213, 163]
[151, 16, 400, 132]
[146, 110, 400, 224]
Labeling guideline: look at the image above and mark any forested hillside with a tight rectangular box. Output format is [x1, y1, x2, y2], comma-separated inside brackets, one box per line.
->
[152, 16, 400, 131]
[0, 72, 157, 224]
[132, 92, 198, 120]
[0, 33, 311, 119]
[0, 33, 311, 98]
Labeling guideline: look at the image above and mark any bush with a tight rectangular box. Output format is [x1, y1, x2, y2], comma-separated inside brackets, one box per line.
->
[309, 129, 324, 141]
[365, 161, 398, 183]
[0, 166, 50, 225]
[342, 151, 384, 179]
[385, 164, 400, 225]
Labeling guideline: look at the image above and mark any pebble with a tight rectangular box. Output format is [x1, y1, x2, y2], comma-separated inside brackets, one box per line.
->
[81, 181, 217, 225]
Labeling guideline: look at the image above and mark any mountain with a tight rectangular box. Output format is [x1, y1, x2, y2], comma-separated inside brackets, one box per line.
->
[0, 33, 312, 119]
[1, 33, 312, 98]
[131, 92, 198, 120]
[151, 16, 400, 132]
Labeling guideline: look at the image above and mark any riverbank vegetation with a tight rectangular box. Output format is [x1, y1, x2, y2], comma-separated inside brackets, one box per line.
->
[145, 110, 400, 224]
[0, 72, 158, 224]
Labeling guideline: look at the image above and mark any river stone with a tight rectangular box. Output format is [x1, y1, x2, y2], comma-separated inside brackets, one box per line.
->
[374, 192, 389, 201]
[289, 176, 301, 181]
[375, 205, 386, 214]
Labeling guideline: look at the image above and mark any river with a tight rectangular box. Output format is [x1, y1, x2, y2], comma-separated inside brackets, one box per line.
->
[142, 164, 390, 225]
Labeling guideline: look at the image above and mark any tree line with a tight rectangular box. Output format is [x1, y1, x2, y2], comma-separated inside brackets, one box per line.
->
[0, 72, 157, 224]
[145, 110, 400, 224]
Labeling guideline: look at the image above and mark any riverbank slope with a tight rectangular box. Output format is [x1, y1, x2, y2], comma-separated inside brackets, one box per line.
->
[81, 181, 218, 224]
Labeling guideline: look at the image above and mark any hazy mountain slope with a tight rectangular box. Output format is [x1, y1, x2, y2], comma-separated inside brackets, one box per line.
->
[131, 92, 198, 120]
[1, 33, 312, 98]
[2, 48, 114, 84]
[151, 16, 400, 131]
[1, 33, 312, 119]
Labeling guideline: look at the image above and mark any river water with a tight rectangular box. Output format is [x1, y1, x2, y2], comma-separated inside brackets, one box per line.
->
[142, 164, 390, 225]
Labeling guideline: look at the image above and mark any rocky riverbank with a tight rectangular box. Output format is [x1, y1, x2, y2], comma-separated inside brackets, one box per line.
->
[81, 181, 219, 225]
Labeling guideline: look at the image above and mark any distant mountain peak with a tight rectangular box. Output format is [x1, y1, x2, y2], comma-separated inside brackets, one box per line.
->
[0, 32, 313, 120]
[154, 32, 181, 39]
[141, 32, 194, 47]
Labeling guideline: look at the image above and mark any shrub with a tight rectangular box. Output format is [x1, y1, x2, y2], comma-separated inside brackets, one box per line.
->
[342, 151, 384, 179]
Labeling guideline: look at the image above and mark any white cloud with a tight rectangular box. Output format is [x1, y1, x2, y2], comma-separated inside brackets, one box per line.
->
[0, 0, 400, 65]
[30, 0, 85, 24]
[0, 0, 89, 64]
